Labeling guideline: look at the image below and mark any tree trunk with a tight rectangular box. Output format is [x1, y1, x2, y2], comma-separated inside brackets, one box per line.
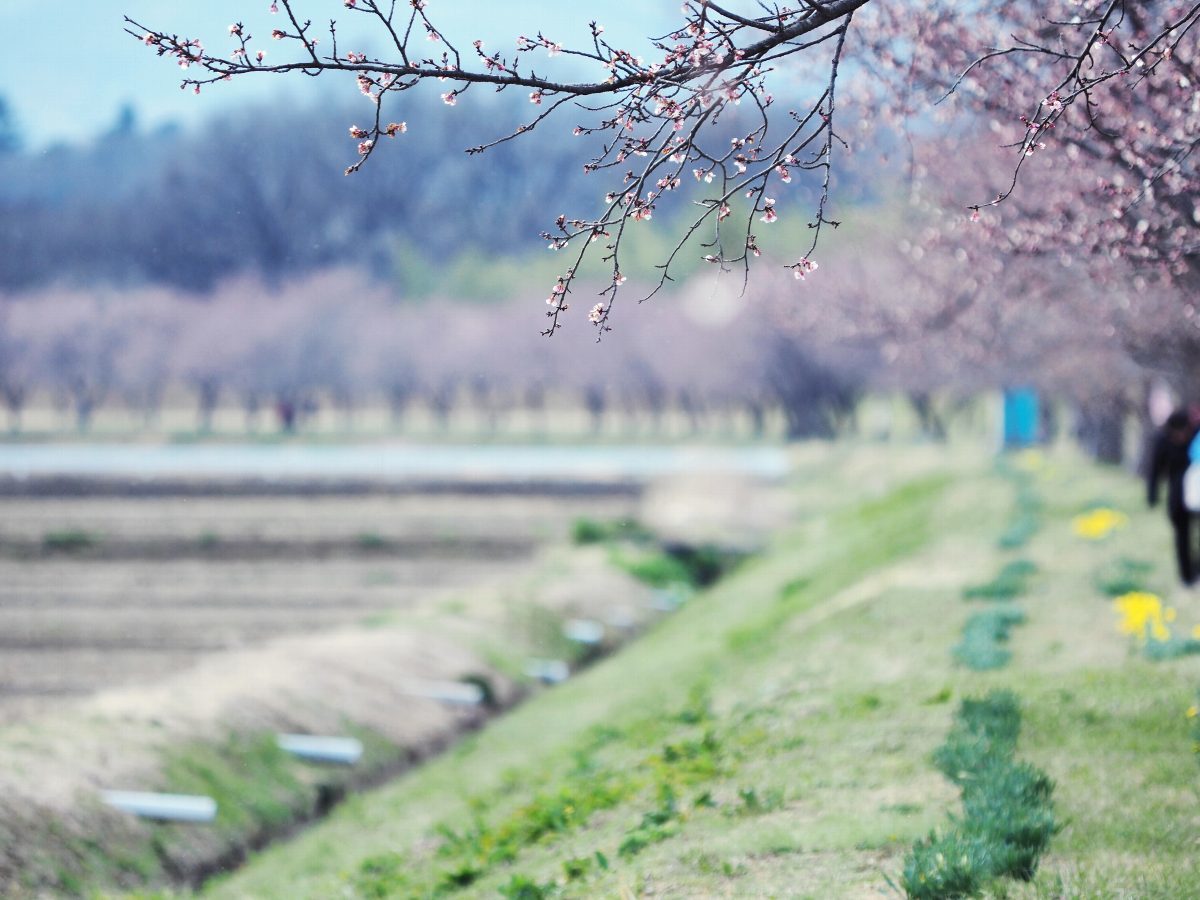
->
[3, 386, 25, 436]
[1077, 404, 1125, 465]
[75, 397, 94, 433]
[909, 391, 946, 441]
[743, 399, 765, 439]
[584, 385, 606, 435]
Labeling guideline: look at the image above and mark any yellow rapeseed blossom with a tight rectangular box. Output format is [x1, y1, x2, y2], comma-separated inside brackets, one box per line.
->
[1193, 624, 1200, 640]
[1187, 706, 1198, 719]
[1072, 508, 1128, 540]
[1113, 591, 1171, 643]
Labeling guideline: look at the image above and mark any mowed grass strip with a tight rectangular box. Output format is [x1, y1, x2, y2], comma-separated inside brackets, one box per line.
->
[188, 444, 1199, 899]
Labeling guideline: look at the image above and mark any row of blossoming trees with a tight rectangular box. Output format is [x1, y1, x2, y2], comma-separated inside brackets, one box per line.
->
[0, 215, 1171, 460]
[0, 269, 873, 439]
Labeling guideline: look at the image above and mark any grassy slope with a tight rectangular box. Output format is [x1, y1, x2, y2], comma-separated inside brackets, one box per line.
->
[184, 441, 1199, 899]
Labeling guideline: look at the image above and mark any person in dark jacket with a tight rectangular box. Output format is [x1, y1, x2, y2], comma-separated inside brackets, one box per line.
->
[1148, 410, 1199, 585]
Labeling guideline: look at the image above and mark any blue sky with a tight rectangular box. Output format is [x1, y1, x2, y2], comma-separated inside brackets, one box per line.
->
[0, 2, 675, 148]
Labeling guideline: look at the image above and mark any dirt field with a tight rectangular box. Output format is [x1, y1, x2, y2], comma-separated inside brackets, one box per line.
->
[0, 487, 641, 724]
[0, 462, 791, 894]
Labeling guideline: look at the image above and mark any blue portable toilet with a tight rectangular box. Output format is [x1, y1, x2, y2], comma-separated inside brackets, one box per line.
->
[1002, 388, 1040, 449]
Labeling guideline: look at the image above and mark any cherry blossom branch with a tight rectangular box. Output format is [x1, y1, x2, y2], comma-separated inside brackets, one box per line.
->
[938, 2, 1200, 214]
[131, 1, 1199, 332]
[127, 0, 872, 334]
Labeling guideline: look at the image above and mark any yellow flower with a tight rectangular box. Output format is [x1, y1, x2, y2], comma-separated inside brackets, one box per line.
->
[1072, 508, 1128, 540]
[1113, 591, 1171, 643]
[1192, 625, 1200, 640]
[1186, 706, 1198, 719]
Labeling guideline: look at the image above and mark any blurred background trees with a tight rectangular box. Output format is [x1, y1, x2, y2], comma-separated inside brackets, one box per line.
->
[0, 34, 1194, 459]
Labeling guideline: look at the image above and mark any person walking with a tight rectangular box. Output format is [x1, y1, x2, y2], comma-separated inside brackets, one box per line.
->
[1148, 410, 1199, 585]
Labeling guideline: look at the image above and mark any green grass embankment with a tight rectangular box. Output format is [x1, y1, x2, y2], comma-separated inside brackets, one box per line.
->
[181, 443, 1199, 899]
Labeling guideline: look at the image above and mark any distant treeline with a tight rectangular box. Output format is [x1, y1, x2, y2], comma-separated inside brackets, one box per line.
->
[0, 92, 602, 293]
[0, 91, 872, 297]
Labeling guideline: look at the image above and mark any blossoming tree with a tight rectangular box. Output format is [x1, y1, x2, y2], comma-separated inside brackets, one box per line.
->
[867, 2, 1200, 279]
[860, 2, 1200, 403]
[128, 1, 1200, 332]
